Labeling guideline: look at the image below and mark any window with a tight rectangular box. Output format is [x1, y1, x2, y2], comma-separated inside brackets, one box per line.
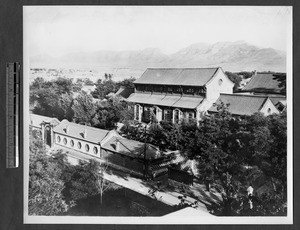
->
[174, 110, 180, 123]
[218, 79, 223, 86]
[57, 135, 61, 143]
[135, 104, 140, 120]
[85, 144, 90, 152]
[93, 147, 98, 155]
[77, 142, 82, 149]
[164, 109, 172, 122]
[188, 112, 194, 119]
[70, 140, 74, 147]
[63, 138, 67, 145]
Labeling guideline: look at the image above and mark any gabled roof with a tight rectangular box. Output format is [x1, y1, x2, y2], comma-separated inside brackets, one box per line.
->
[208, 94, 269, 116]
[269, 96, 286, 107]
[30, 113, 60, 128]
[114, 86, 134, 99]
[102, 136, 161, 160]
[127, 93, 204, 109]
[134, 68, 220, 86]
[242, 73, 285, 93]
[53, 120, 110, 144]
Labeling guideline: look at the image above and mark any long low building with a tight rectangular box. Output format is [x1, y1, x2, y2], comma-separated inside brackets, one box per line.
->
[30, 114, 174, 176]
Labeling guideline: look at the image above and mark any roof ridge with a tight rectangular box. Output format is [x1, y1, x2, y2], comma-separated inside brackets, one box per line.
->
[59, 120, 109, 133]
[220, 93, 269, 99]
[146, 67, 220, 70]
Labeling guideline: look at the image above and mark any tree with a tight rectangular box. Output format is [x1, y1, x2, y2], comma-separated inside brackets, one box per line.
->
[225, 71, 242, 91]
[65, 159, 112, 207]
[30, 77, 76, 120]
[90, 160, 112, 205]
[237, 71, 254, 79]
[116, 77, 136, 91]
[92, 73, 117, 99]
[29, 129, 71, 215]
[72, 91, 97, 125]
[272, 73, 286, 94]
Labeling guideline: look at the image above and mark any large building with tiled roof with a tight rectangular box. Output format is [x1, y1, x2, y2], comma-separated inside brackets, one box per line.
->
[208, 94, 280, 116]
[127, 67, 235, 123]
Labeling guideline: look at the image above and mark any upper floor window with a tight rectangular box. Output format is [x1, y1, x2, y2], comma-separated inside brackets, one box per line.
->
[77, 142, 82, 149]
[153, 85, 162, 92]
[57, 135, 61, 143]
[218, 79, 223, 86]
[185, 87, 194, 94]
[174, 87, 182, 93]
[70, 140, 74, 147]
[63, 138, 67, 145]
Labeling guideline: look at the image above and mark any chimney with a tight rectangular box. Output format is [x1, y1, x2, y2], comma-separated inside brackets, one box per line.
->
[65, 125, 69, 134]
[83, 129, 87, 139]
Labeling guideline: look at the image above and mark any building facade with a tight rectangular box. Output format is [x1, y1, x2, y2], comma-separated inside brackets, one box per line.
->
[127, 67, 235, 123]
[30, 114, 173, 176]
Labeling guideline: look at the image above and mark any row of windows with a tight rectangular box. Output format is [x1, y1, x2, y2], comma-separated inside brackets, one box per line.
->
[56, 135, 98, 154]
[136, 85, 206, 95]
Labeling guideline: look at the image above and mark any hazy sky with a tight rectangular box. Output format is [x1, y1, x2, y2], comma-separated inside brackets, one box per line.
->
[24, 6, 292, 57]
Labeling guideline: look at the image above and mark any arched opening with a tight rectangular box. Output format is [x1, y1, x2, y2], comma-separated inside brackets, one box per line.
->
[44, 125, 52, 146]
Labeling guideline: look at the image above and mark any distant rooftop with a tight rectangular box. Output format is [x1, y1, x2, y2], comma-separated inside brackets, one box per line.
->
[134, 67, 220, 86]
[114, 86, 134, 99]
[208, 94, 270, 116]
[242, 73, 285, 94]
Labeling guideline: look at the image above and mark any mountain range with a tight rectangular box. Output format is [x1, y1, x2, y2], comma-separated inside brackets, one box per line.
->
[30, 41, 286, 80]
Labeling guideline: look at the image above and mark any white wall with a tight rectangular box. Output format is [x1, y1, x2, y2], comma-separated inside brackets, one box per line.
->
[259, 98, 280, 115]
[205, 69, 234, 103]
[53, 133, 101, 158]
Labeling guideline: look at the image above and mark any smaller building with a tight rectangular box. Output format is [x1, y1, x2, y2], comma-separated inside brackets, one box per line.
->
[240, 73, 286, 95]
[81, 84, 97, 94]
[114, 86, 134, 100]
[30, 113, 60, 146]
[208, 94, 280, 116]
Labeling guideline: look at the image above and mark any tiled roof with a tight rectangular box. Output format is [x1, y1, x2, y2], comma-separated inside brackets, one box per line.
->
[134, 68, 219, 86]
[30, 113, 60, 128]
[114, 86, 134, 99]
[102, 136, 161, 160]
[53, 120, 110, 144]
[269, 96, 286, 106]
[127, 93, 204, 109]
[242, 73, 285, 93]
[208, 94, 269, 116]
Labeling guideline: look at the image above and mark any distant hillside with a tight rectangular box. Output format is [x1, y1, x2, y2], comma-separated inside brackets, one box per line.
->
[30, 41, 286, 80]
